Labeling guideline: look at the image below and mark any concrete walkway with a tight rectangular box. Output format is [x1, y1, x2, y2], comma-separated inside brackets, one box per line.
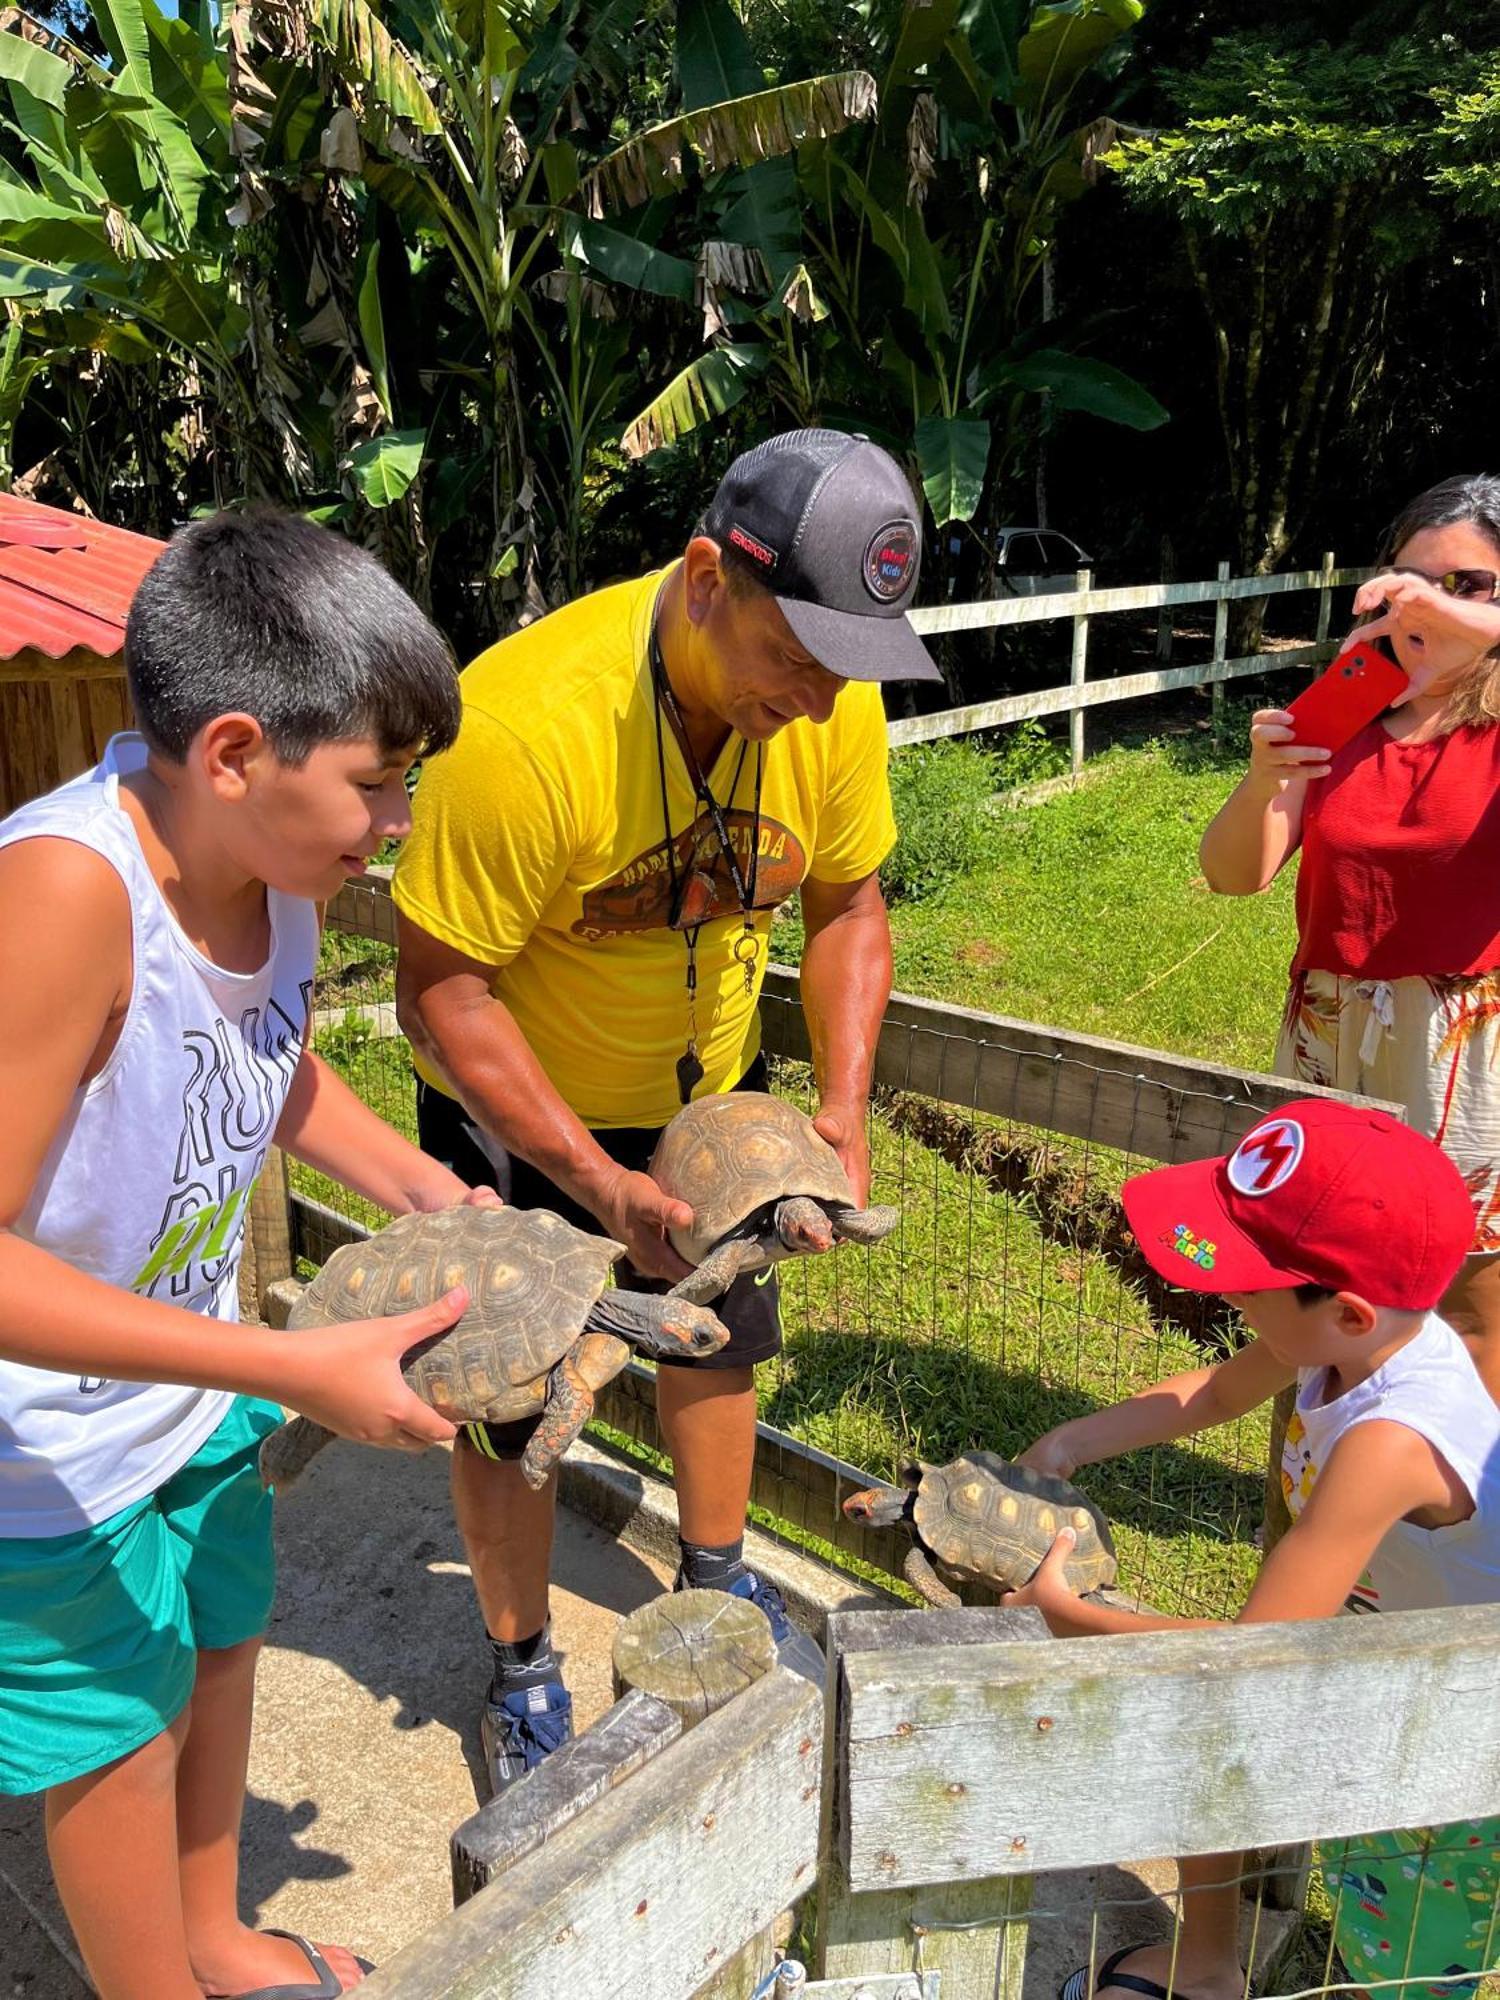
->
[0, 1439, 675, 1992]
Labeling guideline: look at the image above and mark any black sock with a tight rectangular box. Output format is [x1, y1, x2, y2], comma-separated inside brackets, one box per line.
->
[487, 1622, 561, 1697]
[677, 1538, 749, 1591]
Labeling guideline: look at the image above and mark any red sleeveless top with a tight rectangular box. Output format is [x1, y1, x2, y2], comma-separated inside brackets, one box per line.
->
[1293, 720, 1500, 979]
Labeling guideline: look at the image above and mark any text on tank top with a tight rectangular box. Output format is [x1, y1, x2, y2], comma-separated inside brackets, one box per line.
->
[0, 735, 318, 1534]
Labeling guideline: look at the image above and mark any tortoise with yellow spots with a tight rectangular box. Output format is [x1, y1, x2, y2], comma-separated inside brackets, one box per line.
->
[842, 1452, 1118, 1606]
[650, 1093, 900, 1304]
[256, 1205, 729, 1495]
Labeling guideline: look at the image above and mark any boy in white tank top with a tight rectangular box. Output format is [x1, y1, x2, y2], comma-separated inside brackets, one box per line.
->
[1008, 1101, 1500, 2000]
[0, 512, 498, 1998]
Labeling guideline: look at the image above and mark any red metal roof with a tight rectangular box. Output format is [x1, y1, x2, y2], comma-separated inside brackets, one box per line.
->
[0, 495, 166, 663]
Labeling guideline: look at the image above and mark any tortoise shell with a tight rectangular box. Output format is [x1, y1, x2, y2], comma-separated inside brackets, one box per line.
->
[649, 1094, 854, 1267]
[911, 1452, 1118, 1595]
[287, 1205, 626, 1425]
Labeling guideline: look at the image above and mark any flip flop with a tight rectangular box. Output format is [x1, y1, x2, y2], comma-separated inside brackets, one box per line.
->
[1060, 1944, 1201, 2000]
[223, 1929, 376, 2000]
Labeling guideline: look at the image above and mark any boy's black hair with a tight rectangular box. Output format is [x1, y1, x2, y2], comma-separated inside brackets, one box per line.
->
[125, 508, 461, 765]
[1292, 1282, 1337, 1305]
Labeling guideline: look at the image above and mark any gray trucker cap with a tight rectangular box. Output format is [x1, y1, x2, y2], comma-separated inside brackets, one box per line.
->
[701, 429, 941, 683]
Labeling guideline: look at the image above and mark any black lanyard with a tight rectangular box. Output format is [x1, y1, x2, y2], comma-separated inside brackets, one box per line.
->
[648, 602, 765, 1102]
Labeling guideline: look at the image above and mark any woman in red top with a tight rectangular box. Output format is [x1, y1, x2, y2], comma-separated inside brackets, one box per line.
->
[1201, 474, 1500, 1392]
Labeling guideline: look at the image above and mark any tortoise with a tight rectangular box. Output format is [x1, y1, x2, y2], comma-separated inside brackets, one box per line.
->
[841, 1452, 1118, 1606]
[648, 1094, 900, 1304]
[256, 1204, 729, 1493]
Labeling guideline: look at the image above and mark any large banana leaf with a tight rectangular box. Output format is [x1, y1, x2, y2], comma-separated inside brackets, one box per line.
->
[677, 0, 763, 109]
[0, 183, 116, 266]
[914, 412, 990, 523]
[0, 23, 71, 111]
[583, 71, 878, 216]
[92, 0, 212, 232]
[676, 0, 800, 274]
[346, 425, 425, 505]
[973, 346, 1167, 428]
[621, 341, 767, 457]
[290, 0, 442, 135]
[955, 0, 1026, 101]
[141, 0, 232, 143]
[556, 214, 696, 302]
[1017, 0, 1142, 102]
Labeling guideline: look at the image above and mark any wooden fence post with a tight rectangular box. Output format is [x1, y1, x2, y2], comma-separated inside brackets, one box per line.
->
[1316, 549, 1336, 648]
[1211, 559, 1230, 742]
[450, 1688, 681, 1906]
[1155, 536, 1175, 665]
[241, 1146, 295, 1323]
[817, 1607, 1047, 2000]
[612, 1588, 776, 1730]
[364, 1667, 822, 2000]
[613, 1590, 785, 1999]
[1070, 568, 1090, 774]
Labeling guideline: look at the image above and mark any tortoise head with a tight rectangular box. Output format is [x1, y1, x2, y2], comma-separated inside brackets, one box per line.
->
[842, 1480, 918, 1528]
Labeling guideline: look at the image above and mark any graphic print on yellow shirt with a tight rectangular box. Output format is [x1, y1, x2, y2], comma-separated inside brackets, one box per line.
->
[574, 809, 805, 938]
[393, 566, 896, 1130]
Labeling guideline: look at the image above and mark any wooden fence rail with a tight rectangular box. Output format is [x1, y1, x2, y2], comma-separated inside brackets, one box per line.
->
[900, 556, 1372, 765]
[351, 1597, 1500, 1999]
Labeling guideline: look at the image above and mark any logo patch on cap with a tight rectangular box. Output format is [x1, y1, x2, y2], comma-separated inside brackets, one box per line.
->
[1227, 1118, 1305, 1197]
[1165, 1223, 1217, 1270]
[727, 524, 778, 571]
[863, 521, 916, 604]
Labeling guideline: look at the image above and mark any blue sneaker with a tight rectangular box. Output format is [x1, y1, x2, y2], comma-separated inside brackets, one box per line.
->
[480, 1681, 574, 1797]
[727, 1570, 827, 1690]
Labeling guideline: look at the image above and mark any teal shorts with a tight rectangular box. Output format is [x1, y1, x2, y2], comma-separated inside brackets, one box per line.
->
[0, 1396, 281, 1796]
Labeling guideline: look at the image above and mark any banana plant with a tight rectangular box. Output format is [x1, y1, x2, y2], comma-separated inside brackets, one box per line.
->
[614, 0, 1165, 553]
[255, 0, 879, 622]
[0, 1, 264, 496]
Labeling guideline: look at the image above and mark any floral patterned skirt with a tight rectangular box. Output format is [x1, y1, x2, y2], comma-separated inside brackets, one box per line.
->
[1322, 1819, 1500, 1996]
[1277, 969, 1500, 1254]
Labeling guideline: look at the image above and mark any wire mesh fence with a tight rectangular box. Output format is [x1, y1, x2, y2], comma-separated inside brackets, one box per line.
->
[880, 1834, 1500, 2000]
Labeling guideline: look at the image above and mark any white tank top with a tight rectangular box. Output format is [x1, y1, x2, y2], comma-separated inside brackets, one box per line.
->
[0, 735, 318, 1535]
[1283, 1313, 1500, 1612]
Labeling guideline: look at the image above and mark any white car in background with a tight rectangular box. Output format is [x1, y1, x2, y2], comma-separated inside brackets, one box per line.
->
[988, 527, 1094, 595]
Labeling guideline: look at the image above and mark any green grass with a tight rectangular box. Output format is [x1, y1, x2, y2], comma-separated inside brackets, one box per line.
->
[767, 1062, 1267, 1621]
[773, 729, 1298, 1074]
[890, 736, 1295, 1071]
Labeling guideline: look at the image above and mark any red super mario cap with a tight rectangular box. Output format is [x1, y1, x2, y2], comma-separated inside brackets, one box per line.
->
[1121, 1099, 1474, 1309]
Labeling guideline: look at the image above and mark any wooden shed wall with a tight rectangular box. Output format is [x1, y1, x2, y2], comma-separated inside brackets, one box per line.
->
[0, 648, 133, 819]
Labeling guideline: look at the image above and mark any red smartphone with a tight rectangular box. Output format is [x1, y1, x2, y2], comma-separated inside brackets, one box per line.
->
[1284, 637, 1409, 753]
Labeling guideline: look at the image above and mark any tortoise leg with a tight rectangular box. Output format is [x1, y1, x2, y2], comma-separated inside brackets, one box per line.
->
[519, 1333, 630, 1490]
[773, 1196, 835, 1254]
[258, 1415, 337, 1492]
[903, 1544, 961, 1609]
[667, 1232, 764, 1304]
[828, 1201, 901, 1246]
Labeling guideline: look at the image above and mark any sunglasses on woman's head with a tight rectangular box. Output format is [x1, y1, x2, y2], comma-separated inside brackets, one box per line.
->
[1391, 565, 1500, 602]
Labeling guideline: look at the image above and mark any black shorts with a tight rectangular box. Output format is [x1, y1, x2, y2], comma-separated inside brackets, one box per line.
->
[415, 1062, 782, 1461]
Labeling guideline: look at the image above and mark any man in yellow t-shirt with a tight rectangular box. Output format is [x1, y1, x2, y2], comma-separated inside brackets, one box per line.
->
[394, 429, 939, 1793]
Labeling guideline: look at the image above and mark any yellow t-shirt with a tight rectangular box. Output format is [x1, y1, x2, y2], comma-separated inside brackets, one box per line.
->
[393, 566, 897, 1129]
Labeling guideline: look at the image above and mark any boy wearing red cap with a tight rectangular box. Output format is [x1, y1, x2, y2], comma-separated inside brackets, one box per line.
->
[1009, 1101, 1500, 2000]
